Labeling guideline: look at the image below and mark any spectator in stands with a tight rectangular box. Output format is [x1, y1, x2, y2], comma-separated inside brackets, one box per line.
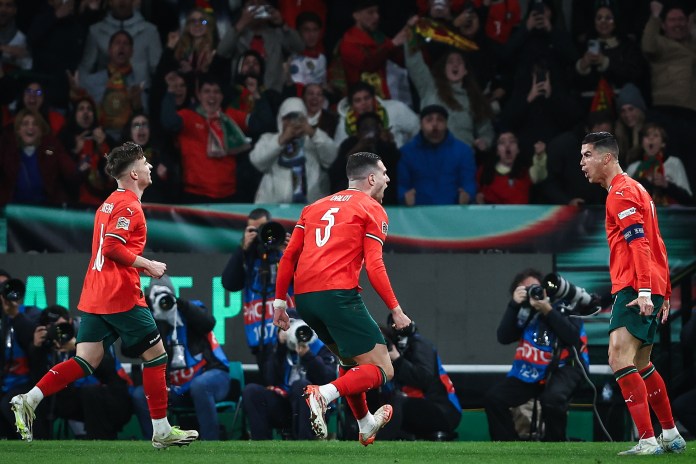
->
[160, 73, 250, 203]
[132, 275, 230, 441]
[331, 111, 400, 205]
[472, 0, 521, 45]
[156, 8, 224, 81]
[0, 108, 77, 207]
[303, 83, 338, 139]
[614, 83, 647, 168]
[334, 81, 419, 148]
[374, 317, 461, 441]
[573, 4, 647, 110]
[79, 0, 162, 80]
[476, 131, 547, 205]
[13, 80, 66, 136]
[626, 122, 693, 206]
[288, 11, 327, 90]
[0, 276, 40, 440]
[277, 0, 327, 32]
[338, 0, 410, 99]
[484, 268, 590, 442]
[26, 0, 86, 111]
[250, 96, 337, 204]
[0, 0, 32, 75]
[69, 30, 149, 140]
[121, 112, 178, 204]
[217, 0, 304, 93]
[59, 96, 115, 207]
[242, 315, 337, 440]
[404, 25, 494, 151]
[641, 1, 696, 189]
[537, 110, 612, 205]
[398, 104, 476, 205]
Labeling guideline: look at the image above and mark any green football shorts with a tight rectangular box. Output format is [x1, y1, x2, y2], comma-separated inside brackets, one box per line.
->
[76, 306, 158, 352]
[609, 287, 664, 346]
[295, 289, 386, 359]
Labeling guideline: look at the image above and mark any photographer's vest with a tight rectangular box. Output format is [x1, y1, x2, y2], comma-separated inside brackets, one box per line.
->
[272, 338, 326, 397]
[167, 311, 230, 395]
[243, 250, 295, 349]
[508, 311, 590, 384]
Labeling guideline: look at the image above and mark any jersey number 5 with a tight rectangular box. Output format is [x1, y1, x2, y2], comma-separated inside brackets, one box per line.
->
[315, 208, 340, 247]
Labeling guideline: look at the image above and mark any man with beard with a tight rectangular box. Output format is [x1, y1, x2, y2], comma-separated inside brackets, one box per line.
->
[397, 104, 476, 205]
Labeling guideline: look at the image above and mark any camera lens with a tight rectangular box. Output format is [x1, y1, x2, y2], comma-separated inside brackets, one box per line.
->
[527, 284, 544, 301]
[295, 325, 313, 343]
[156, 293, 176, 311]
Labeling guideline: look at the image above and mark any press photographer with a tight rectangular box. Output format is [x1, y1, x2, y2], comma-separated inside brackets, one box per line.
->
[242, 314, 337, 440]
[221, 208, 294, 381]
[363, 316, 461, 441]
[131, 275, 231, 441]
[0, 274, 42, 439]
[484, 268, 591, 441]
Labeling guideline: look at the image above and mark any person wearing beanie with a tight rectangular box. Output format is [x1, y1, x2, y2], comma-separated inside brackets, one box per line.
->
[398, 103, 477, 205]
[614, 83, 647, 167]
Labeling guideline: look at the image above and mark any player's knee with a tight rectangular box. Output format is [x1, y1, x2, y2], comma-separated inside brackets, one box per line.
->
[381, 363, 394, 381]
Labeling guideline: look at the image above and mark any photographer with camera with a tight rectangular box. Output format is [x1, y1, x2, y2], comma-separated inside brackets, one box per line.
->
[131, 275, 231, 441]
[373, 316, 461, 441]
[0, 275, 42, 439]
[484, 268, 590, 442]
[26, 305, 134, 440]
[242, 314, 337, 439]
[222, 208, 294, 379]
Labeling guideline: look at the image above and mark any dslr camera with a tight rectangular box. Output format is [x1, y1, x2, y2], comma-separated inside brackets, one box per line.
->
[286, 318, 316, 351]
[543, 273, 600, 315]
[39, 305, 76, 349]
[0, 278, 25, 302]
[152, 288, 177, 312]
[256, 221, 287, 253]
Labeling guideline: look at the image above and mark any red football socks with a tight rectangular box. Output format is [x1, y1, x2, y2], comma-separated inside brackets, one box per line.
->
[143, 357, 168, 420]
[615, 365, 654, 439]
[332, 364, 383, 397]
[640, 363, 676, 430]
[338, 366, 369, 420]
[36, 357, 89, 397]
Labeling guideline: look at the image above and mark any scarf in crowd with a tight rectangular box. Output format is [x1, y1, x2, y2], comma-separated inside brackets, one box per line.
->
[195, 105, 250, 158]
[344, 100, 389, 137]
[635, 151, 665, 180]
[277, 137, 307, 203]
[101, 63, 134, 131]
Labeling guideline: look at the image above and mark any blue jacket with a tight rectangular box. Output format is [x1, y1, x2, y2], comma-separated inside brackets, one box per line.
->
[398, 131, 477, 205]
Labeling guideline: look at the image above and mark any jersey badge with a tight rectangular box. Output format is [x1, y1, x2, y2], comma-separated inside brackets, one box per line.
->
[116, 217, 131, 230]
[101, 202, 114, 214]
[382, 221, 388, 235]
[618, 207, 636, 220]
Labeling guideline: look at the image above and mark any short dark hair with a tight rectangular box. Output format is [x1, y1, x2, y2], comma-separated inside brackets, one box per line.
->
[109, 30, 134, 47]
[509, 268, 543, 295]
[106, 142, 144, 179]
[581, 131, 619, 160]
[248, 208, 271, 221]
[348, 82, 376, 102]
[346, 152, 382, 180]
[296, 11, 322, 29]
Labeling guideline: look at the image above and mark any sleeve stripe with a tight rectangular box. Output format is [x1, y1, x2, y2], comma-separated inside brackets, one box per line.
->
[105, 233, 127, 244]
[366, 233, 384, 246]
[295, 224, 305, 230]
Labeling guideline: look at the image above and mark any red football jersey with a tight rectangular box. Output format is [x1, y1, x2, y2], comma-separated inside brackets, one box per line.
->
[275, 189, 398, 308]
[78, 188, 148, 314]
[605, 173, 671, 298]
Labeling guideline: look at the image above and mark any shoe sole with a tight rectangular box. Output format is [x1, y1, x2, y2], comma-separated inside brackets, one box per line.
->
[359, 405, 393, 446]
[152, 436, 198, 449]
[303, 388, 327, 439]
[10, 397, 33, 442]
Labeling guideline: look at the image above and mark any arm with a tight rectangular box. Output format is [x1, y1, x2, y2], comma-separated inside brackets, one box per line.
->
[274, 223, 305, 301]
[641, 16, 663, 58]
[306, 128, 338, 169]
[403, 41, 435, 98]
[458, 144, 477, 202]
[160, 92, 184, 133]
[78, 28, 98, 74]
[177, 299, 216, 334]
[392, 337, 437, 390]
[302, 345, 337, 385]
[340, 34, 398, 73]
[249, 133, 284, 172]
[363, 237, 399, 309]
[497, 300, 525, 344]
[221, 246, 247, 292]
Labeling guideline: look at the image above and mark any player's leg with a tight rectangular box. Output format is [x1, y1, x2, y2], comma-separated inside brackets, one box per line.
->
[11, 314, 109, 442]
[115, 306, 198, 448]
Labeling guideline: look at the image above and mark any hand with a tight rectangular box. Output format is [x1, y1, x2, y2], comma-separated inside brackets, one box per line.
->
[389, 305, 411, 331]
[657, 298, 670, 324]
[66, 69, 80, 90]
[74, 131, 89, 154]
[33, 326, 48, 347]
[527, 77, 545, 102]
[652, 172, 668, 188]
[404, 188, 416, 206]
[167, 30, 180, 49]
[242, 225, 258, 251]
[529, 295, 553, 315]
[244, 76, 261, 99]
[473, 138, 489, 152]
[273, 299, 290, 331]
[80, 0, 101, 13]
[57, 337, 77, 352]
[92, 126, 106, 145]
[512, 285, 528, 304]
[650, 1, 663, 19]
[475, 192, 486, 204]
[144, 260, 167, 278]
[156, 163, 168, 180]
[458, 188, 470, 205]
[628, 294, 654, 316]
[387, 343, 400, 361]
[534, 141, 546, 156]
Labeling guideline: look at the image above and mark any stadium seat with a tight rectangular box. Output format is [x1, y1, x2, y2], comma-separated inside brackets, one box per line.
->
[169, 361, 245, 439]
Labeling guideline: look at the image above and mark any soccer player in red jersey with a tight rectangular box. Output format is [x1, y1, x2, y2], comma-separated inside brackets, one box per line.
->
[581, 132, 686, 455]
[272, 151, 411, 445]
[11, 142, 198, 448]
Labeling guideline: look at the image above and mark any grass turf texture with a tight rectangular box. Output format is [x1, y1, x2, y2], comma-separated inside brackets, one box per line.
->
[0, 441, 691, 463]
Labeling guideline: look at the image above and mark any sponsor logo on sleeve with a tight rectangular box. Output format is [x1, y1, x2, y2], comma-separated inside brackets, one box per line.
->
[382, 221, 388, 235]
[101, 202, 114, 214]
[116, 217, 131, 230]
[618, 207, 636, 220]
[126, 207, 134, 215]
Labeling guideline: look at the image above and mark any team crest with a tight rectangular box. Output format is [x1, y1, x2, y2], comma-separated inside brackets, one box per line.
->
[101, 202, 114, 214]
[116, 217, 131, 230]
[382, 221, 388, 235]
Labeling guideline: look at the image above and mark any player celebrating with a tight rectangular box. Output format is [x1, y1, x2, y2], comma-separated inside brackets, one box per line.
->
[580, 132, 686, 455]
[11, 142, 198, 448]
[272, 152, 411, 445]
